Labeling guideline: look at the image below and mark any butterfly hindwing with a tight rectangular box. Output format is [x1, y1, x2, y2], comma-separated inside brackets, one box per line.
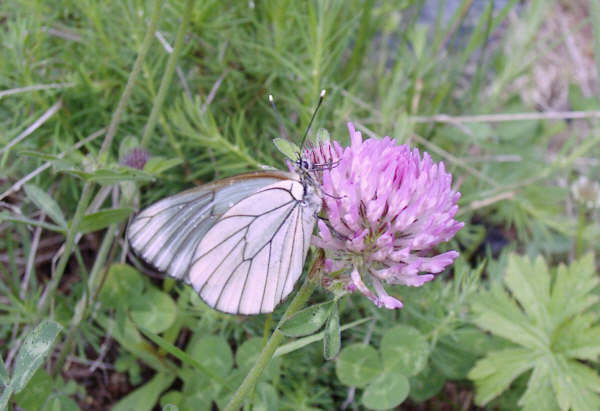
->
[189, 179, 320, 314]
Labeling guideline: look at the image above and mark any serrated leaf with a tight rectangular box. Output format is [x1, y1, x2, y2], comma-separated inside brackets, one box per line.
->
[472, 286, 546, 350]
[468, 348, 537, 406]
[380, 325, 428, 376]
[504, 255, 550, 327]
[78, 207, 133, 234]
[550, 253, 598, 326]
[24, 184, 67, 227]
[518, 362, 560, 411]
[551, 357, 600, 411]
[273, 138, 300, 160]
[130, 289, 176, 334]
[11, 320, 62, 392]
[335, 344, 381, 388]
[361, 368, 409, 410]
[279, 301, 333, 337]
[323, 302, 340, 360]
[470, 253, 600, 409]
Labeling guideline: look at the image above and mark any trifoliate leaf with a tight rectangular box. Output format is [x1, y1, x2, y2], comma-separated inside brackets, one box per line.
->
[335, 344, 381, 388]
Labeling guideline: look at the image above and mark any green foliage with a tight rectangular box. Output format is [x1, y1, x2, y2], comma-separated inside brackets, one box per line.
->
[469, 254, 600, 411]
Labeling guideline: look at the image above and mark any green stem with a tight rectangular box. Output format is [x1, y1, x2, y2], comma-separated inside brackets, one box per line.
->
[224, 274, 318, 411]
[99, 0, 163, 161]
[141, 0, 194, 148]
[37, 183, 94, 315]
[575, 203, 586, 259]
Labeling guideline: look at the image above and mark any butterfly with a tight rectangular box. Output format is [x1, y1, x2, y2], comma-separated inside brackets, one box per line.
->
[127, 92, 327, 315]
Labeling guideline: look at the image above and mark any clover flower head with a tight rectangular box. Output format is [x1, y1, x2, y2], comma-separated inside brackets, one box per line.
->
[307, 123, 464, 309]
[571, 176, 600, 209]
[121, 147, 151, 170]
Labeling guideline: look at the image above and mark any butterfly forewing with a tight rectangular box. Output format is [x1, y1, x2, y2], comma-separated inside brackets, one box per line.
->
[127, 171, 297, 281]
[189, 179, 320, 314]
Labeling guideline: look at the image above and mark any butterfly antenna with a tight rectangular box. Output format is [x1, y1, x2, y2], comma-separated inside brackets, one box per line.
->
[268, 94, 288, 140]
[299, 89, 326, 151]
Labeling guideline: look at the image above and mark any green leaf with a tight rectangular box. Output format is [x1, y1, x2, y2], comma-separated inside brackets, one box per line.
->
[0, 357, 9, 386]
[518, 361, 560, 411]
[361, 368, 409, 410]
[274, 317, 372, 357]
[99, 264, 144, 307]
[323, 302, 340, 360]
[162, 405, 180, 411]
[144, 157, 183, 175]
[112, 373, 175, 411]
[550, 253, 599, 326]
[470, 253, 600, 408]
[430, 334, 478, 380]
[380, 325, 428, 376]
[13, 369, 53, 410]
[253, 382, 279, 411]
[24, 184, 67, 228]
[279, 301, 333, 337]
[187, 335, 233, 379]
[504, 254, 550, 328]
[472, 285, 546, 349]
[160, 391, 183, 409]
[44, 395, 80, 411]
[118, 136, 141, 160]
[409, 363, 445, 402]
[130, 289, 176, 334]
[11, 320, 62, 392]
[335, 344, 381, 388]
[551, 357, 600, 411]
[78, 207, 133, 234]
[66, 167, 155, 184]
[272, 138, 300, 160]
[469, 348, 539, 405]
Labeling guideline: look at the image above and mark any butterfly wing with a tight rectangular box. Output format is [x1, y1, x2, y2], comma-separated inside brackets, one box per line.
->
[127, 171, 296, 282]
[189, 179, 321, 314]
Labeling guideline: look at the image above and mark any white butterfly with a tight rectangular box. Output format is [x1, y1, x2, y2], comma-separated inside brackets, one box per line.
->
[127, 168, 322, 315]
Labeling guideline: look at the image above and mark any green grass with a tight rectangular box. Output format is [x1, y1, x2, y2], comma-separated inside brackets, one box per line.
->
[1, 0, 600, 409]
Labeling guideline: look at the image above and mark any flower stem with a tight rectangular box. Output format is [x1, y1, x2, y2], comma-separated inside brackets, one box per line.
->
[574, 203, 586, 258]
[224, 255, 322, 411]
[141, 0, 193, 148]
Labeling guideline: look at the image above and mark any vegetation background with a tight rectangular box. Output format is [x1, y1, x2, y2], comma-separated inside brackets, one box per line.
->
[1, 0, 600, 410]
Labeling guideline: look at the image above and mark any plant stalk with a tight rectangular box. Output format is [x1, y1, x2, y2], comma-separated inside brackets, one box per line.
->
[141, 0, 194, 148]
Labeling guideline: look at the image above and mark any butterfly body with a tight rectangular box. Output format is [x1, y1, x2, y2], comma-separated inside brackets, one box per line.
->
[127, 169, 321, 314]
